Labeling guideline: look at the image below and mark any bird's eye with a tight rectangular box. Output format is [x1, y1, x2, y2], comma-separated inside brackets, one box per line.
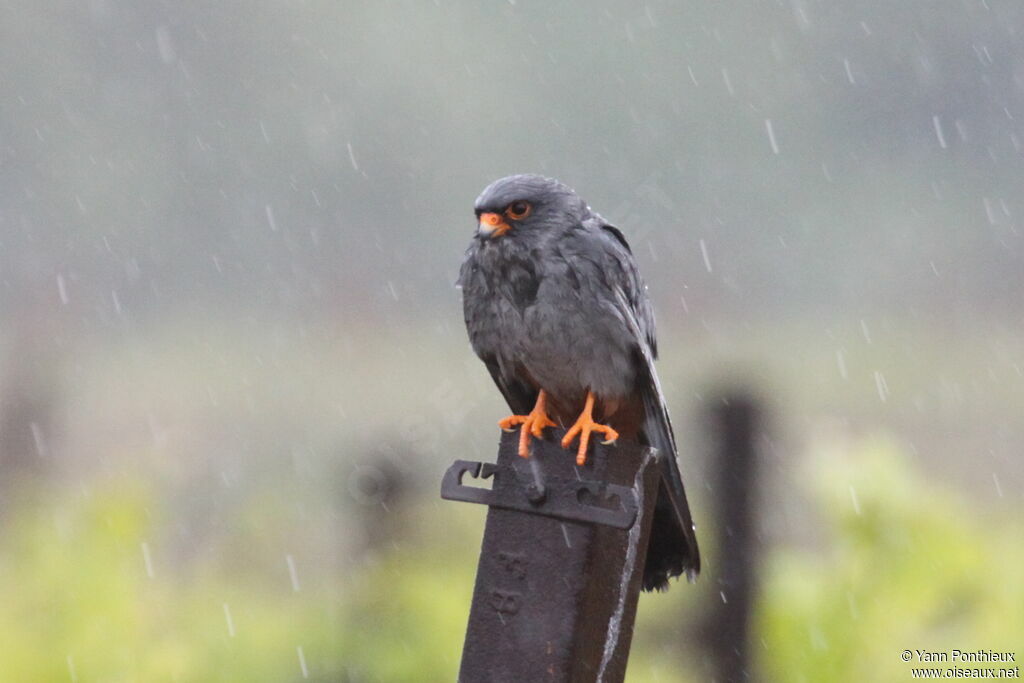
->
[505, 201, 532, 220]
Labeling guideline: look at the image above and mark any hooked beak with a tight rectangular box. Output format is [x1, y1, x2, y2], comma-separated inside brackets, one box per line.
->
[478, 212, 511, 238]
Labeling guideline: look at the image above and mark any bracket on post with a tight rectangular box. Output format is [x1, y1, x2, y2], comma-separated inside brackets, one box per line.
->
[441, 458, 639, 529]
[443, 428, 662, 683]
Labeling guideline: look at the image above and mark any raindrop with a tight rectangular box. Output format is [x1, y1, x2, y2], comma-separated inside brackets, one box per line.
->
[286, 554, 301, 592]
[860, 319, 872, 344]
[954, 119, 968, 142]
[721, 68, 735, 96]
[223, 603, 236, 637]
[843, 58, 856, 84]
[874, 371, 889, 402]
[30, 422, 47, 457]
[57, 274, 69, 305]
[932, 115, 948, 149]
[346, 142, 360, 171]
[699, 239, 712, 273]
[141, 542, 155, 578]
[297, 646, 309, 679]
[983, 198, 997, 225]
[265, 204, 278, 232]
[155, 26, 177, 64]
[849, 485, 862, 515]
[765, 119, 780, 154]
[793, 3, 810, 30]
[835, 350, 848, 380]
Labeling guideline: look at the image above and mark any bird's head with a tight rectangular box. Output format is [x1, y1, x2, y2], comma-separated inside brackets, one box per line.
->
[473, 174, 587, 241]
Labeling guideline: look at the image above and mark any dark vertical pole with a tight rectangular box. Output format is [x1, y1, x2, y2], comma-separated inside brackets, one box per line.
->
[0, 313, 59, 518]
[705, 393, 761, 682]
[442, 428, 665, 683]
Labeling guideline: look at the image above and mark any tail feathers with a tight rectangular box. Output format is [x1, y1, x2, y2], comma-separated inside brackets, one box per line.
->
[643, 493, 696, 591]
[638, 362, 701, 591]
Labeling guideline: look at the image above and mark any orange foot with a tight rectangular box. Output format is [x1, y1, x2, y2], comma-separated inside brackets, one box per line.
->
[561, 391, 619, 466]
[498, 389, 556, 458]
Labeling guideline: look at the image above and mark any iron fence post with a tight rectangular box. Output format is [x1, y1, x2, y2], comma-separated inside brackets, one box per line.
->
[703, 394, 761, 682]
[442, 428, 664, 683]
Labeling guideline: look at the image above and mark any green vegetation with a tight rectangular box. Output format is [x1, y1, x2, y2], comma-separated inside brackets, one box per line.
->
[0, 481, 338, 681]
[758, 435, 1023, 682]
[1, 433, 1018, 681]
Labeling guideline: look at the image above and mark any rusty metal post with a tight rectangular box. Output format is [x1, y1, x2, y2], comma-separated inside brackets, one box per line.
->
[442, 428, 662, 683]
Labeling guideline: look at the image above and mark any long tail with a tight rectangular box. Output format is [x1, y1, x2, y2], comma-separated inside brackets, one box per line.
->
[637, 358, 701, 591]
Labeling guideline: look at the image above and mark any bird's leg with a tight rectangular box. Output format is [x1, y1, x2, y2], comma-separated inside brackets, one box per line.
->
[498, 390, 556, 458]
[561, 391, 619, 466]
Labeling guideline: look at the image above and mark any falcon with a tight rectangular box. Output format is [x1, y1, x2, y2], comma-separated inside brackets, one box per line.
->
[457, 174, 700, 590]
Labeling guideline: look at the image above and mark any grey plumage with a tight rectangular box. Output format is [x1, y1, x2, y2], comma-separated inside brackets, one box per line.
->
[458, 174, 700, 590]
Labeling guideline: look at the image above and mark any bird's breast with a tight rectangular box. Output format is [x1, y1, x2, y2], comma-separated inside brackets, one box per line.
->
[473, 246, 541, 315]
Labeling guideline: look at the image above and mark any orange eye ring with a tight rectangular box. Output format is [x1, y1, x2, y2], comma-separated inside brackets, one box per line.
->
[504, 201, 532, 220]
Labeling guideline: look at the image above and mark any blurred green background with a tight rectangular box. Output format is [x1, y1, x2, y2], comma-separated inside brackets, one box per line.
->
[1, 1, 1022, 681]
